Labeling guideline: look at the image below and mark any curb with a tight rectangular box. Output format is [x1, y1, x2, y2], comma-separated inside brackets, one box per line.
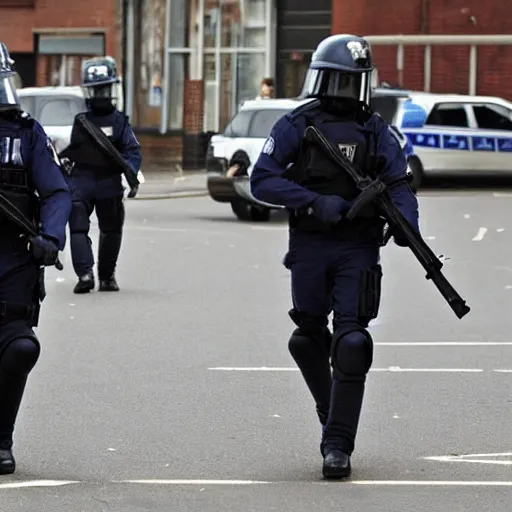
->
[133, 190, 209, 200]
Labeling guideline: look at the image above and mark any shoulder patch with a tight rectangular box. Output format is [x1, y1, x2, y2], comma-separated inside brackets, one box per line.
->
[262, 136, 275, 155]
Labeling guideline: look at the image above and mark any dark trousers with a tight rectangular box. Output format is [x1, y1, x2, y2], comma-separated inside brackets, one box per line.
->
[69, 195, 125, 279]
[285, 230, 381, 455]
[0, 264, 41, 446]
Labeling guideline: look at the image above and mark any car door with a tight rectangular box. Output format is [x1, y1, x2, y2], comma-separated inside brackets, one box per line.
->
[415, 101, 474, 173]
[465, 102, 512, 172]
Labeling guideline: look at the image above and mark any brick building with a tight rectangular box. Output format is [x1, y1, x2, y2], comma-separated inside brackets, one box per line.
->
[332, 0, 512, 100]
[0, 0, 121, 87]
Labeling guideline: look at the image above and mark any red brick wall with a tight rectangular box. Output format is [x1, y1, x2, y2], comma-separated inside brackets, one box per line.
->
[0, 0, 117, 64]
[183, 79, 204, 134]
[332, 0, 512, 99]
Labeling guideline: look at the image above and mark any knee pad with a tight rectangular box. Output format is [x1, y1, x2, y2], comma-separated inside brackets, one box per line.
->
[288, 328, 331, 361]
[331, 326, 373, 381]
[69, 201, 90, 233]
[96, 198, 125, 233]
[0, 337, 40, 376]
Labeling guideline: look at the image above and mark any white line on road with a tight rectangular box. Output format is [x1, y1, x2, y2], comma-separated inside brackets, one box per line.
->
[3, 479, 512, 489]
[350, 481, 512, 486]
[119, 479, 270, 485]
[374, 342, 512, 346]
[208, 367, 488, 373]
[127, 225, 243, 237]
[472, 227, 488, 241]
[493, 192, 512, 197]
[0, 480, 79, 489]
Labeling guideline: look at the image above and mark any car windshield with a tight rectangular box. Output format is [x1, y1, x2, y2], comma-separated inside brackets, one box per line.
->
[19, 95, 86, 126]
[248, 108, 292, 138]
[370, 95, 403, 124]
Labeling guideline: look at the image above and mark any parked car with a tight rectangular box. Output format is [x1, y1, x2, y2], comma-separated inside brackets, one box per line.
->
[206, 95, 415, 221]
[371, 90, 512, 188]
[17, 85, 143, 191]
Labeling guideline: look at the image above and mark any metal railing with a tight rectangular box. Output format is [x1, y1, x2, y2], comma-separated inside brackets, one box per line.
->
[364, 35, 512, 95]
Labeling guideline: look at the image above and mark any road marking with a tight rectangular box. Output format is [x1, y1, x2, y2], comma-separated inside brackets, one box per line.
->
[3, 479, 512, 489]
[0, 480, 79, 489]
[472, 227, 488, 241]
[350, 481, 512, 486]
[374, 342, 512, 346]
[424, 452, 512, 465]
[493, 192, 512, 197]
[119, 479, 270, 485]
[208, 367, 487, 373]
[127, 225, 243, 237]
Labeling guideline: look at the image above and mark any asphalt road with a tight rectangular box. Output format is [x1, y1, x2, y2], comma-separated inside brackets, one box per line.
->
[1, 188, 511, 511]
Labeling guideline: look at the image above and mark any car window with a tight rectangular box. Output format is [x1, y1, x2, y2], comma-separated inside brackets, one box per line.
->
[39, 98, 82, 126]
[224, 110, 253, 137]
[248, 109, 292, 138]
[370, 96, 401, 124]
[472, 103, 512, 131]
[426, 103, 469, 127]
[18, 96, 35, 116]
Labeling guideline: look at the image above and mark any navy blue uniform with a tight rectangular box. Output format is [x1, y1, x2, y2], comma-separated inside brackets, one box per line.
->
[68, 110, 141, 281]
[0, 112, 71, 464]
[251, 101, 419, 459]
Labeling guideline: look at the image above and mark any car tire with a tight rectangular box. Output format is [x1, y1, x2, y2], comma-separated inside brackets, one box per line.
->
[231, 199, 270, 222]
[408, 156, 424, 192]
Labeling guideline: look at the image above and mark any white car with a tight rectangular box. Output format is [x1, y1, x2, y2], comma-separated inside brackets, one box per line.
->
[378, 90, 512, 188]
[17, 85, 143, 191]
[206, 98, 309, 221]
[206, 95, 415, 221]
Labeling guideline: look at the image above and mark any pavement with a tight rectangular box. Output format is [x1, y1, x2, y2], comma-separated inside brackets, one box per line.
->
[1, 186, 512, 511]
[135, 169, 208, 199]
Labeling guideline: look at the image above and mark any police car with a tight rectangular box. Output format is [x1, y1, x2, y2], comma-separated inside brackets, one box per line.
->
[17, 85, 144, 192]
[206, 95, 415, 221]
[379, 91, 512, 188]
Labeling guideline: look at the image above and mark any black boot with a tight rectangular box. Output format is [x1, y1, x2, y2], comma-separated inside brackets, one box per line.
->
[0, 439, 15, 475]
[99, 274, 119, 292]
[73, 271, 95, 294]
[98, 232, 122, 289]
[322, 448, 351, 479]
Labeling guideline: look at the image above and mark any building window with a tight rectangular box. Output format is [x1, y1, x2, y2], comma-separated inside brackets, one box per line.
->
[133, 0, 165, 129]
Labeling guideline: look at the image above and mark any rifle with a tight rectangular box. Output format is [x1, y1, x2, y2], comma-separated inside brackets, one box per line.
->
[0, 190, 63, 271]
[304, 125, 470, 320]
[59, 113, 139, 190]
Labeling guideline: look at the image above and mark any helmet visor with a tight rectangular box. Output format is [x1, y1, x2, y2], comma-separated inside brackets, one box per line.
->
[0, 75, 19, 107]
[301, 69, 371, 104]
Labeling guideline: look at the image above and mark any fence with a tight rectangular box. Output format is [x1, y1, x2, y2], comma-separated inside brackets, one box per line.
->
[364, 34, 512, 95]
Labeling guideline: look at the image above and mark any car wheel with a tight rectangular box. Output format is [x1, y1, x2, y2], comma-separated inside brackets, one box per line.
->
[249, 206, 270, 222]
[231, 199, 252, 221]
[408, 156, 424, 192]
[231, 199, 270, 222]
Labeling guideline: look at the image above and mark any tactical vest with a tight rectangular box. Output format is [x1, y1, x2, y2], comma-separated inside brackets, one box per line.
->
[0, 121, 37, 231]
[283, 103, 385, 236]
[69, 113, 121, 173]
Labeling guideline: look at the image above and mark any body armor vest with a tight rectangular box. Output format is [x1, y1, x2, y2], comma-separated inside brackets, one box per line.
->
[0, 124, 37, 231]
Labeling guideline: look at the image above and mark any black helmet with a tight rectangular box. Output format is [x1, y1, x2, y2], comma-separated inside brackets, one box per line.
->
[81, 56, 120, 111]
[0, 41, 20, 111]
[300, 34, 374, 106]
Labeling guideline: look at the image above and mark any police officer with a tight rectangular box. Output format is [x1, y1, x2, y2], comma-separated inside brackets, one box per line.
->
[250, 34, 420, 479]
[68, 56, 142, 293]
[0, 42, 72, 474]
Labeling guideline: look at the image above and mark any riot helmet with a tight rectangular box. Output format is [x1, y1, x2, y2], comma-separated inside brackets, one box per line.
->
[81, 56, 120, 112]
[300, 34, 374, 106]
[0, 42, 20, 112]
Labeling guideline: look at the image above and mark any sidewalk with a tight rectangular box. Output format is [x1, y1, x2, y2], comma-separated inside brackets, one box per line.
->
[134, 169, 208, 200]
